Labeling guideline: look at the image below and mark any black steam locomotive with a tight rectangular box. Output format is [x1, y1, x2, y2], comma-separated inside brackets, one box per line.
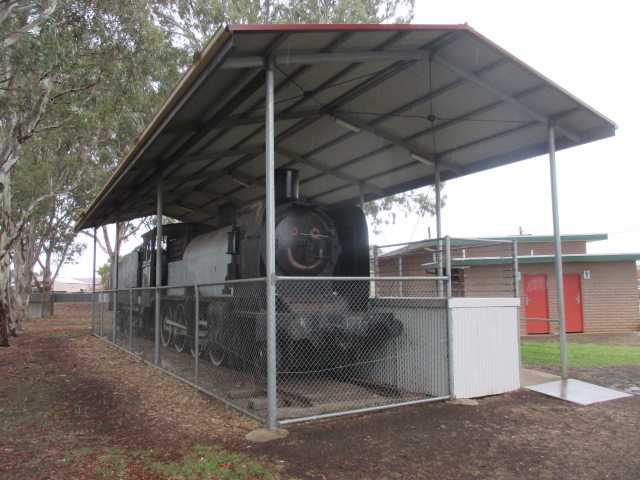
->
[116, 169, 402, 374]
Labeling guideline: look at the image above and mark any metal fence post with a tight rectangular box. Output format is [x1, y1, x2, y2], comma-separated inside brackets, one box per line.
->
[129, 289, 133, 352]
[445, 236, 452, 299]
[512, 240, 519, 299]
[113, 291, 117, 344]
[100, 293, 104, 338]
[155, 288, 160, 365]
[91, 291, 96, 333]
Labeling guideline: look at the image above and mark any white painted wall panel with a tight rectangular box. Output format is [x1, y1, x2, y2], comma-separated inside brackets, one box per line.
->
[449, 298, 521, 398]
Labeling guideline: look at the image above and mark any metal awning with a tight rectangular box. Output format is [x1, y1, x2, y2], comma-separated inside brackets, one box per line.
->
[76, 23, 616, 230]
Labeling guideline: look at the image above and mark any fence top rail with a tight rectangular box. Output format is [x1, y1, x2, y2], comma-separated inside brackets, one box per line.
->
[102, 277, 267, 293]
[447, 237, 517, 245]
[375, 237, 517, 251]
[101, 275, 449, 294]
[276, 275, 449, 281]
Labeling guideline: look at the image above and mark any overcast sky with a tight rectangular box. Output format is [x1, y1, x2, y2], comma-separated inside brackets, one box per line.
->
[62, 2, 638, 278]
[374, 0, 638, 254]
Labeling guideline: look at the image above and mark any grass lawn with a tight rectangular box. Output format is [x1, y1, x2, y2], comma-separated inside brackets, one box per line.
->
[521, 341, 640, 368]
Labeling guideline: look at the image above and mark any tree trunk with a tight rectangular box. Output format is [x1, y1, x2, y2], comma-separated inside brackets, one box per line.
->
[41, 287, 54, 317]
[0, 170, 13, 346]
[0, 300, 9, 347]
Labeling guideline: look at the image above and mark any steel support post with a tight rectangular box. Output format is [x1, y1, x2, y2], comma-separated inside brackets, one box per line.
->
[91, 227, 97, 332]
[113, 217, 119, 343]
[373, 246, 379, 297]
[359, 181, 365, 210]
[548, 124, 568, 379]
[435, 160, 444, 297]
[265, 56, 278, 430]
[155, 180, 163, 366]
[195, 286, 200, 387]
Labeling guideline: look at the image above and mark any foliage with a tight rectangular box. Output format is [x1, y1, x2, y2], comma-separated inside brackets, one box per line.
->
[0, 0, 418, 342]
[521, 341, 640, 368]
[364, 186, 445, 234]
[0, 0, 182, 338]
[97, 262, 111, 289]
[151, 0, 415, 54]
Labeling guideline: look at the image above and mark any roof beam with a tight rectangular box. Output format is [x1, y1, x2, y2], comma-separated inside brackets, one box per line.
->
[431, 52, 581, 143]
[434, 107, 583, 161]
[275, 146, 386, 196]
[162, 109, 325, 133]
[331, 112, 461, 174]
[222, 49, 431, 69]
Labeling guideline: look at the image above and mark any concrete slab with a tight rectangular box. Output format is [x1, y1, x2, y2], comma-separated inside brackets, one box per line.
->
[245, 428, 289, 443]
[520, 368, 561, 387]
[525, 379, 633, 405]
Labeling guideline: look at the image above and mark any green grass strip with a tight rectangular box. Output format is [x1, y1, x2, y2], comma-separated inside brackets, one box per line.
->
[152, 446, 279, 479]
[521, 342, 640, 368]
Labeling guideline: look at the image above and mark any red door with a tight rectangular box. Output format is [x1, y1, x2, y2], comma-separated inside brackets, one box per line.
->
[524, 274, 550, 334]
[563, 274, 584, 333]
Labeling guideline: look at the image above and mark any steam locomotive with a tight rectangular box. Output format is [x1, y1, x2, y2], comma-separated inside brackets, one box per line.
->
[116, 169, 402, 374]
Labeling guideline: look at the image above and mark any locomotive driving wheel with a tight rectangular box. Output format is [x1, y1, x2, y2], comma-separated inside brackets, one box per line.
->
[160, 304, 173, 347]
[173, 303, 187, 353]
[206, 304, 226, 366]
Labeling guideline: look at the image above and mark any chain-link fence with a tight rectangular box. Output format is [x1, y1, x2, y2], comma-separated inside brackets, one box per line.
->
[92, 277, 450, 426]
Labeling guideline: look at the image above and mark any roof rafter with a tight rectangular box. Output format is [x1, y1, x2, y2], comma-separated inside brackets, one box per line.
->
[431, 51, 581, 143]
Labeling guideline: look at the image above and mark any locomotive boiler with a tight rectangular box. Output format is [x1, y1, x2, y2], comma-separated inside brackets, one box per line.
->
[116, 168, 402, 375]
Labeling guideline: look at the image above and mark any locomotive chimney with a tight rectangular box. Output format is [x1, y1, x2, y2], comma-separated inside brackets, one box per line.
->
[275, 168, 299, 202]
[217, 202, 238, 227]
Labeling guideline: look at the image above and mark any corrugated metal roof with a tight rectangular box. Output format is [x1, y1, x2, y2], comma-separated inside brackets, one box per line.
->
[76, 24, 616, 230]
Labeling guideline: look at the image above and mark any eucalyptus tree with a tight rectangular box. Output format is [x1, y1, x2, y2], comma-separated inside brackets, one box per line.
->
[0, 0, 180, 344]
[150, 0, 415, 54]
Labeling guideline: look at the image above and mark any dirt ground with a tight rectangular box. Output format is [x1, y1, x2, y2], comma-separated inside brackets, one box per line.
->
[2, 305, 639, 480]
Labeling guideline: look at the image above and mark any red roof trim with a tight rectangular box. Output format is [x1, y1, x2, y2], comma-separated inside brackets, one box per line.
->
[227, 23, 470, 33]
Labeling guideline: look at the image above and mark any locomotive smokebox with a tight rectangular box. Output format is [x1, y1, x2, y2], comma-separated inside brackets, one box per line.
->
[275, 168, 299, 202]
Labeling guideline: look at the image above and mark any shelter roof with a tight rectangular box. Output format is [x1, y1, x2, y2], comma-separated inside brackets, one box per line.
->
[76, 24, 616, 230]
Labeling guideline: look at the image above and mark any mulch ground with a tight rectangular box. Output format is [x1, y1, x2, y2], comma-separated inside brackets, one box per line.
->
[1, 304, 639, 480]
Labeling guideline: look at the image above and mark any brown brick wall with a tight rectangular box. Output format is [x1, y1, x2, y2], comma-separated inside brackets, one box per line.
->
[514, 261, 639, 334]
[379, 251, 640, 333]
[449, 240, 586, 258]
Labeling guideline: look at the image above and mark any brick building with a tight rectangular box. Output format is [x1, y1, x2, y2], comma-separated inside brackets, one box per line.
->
[376, 234, 640, 334]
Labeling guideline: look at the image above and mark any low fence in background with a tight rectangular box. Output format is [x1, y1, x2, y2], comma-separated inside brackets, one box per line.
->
[30, 292, 94, 303]
[92, 277, 451, 426]
[373, 237, 519, 298]
[29, 292, 93, 318]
